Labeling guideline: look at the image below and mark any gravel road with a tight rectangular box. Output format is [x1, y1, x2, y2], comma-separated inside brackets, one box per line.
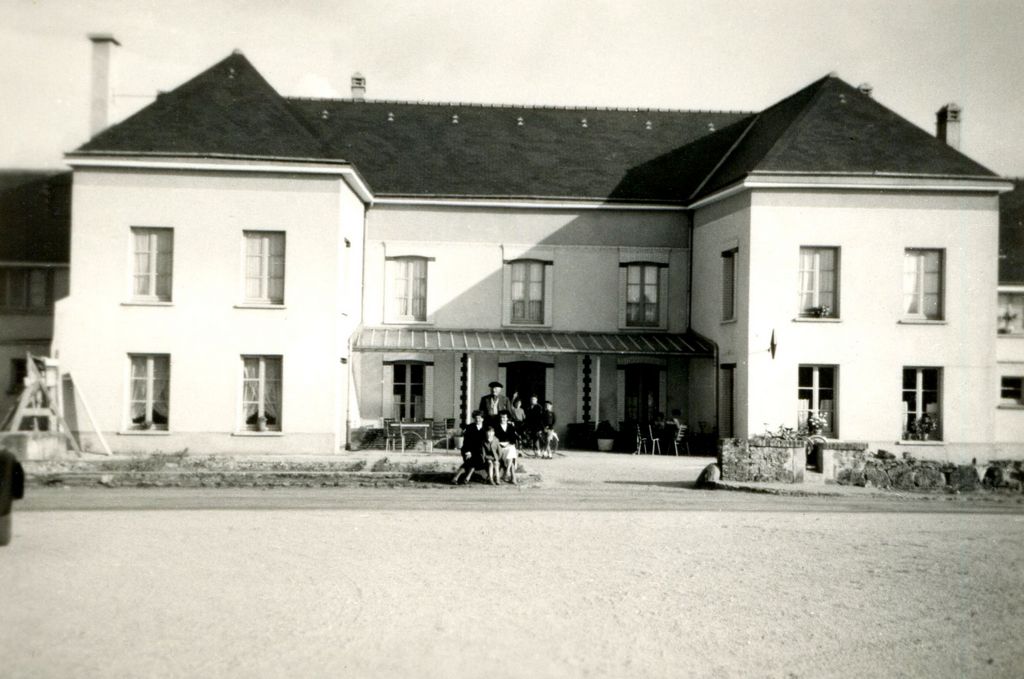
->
[3, 496, 1023, 678]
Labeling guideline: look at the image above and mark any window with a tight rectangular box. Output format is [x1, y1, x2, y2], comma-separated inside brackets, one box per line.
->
[998, 292, 1024, 334]
[722, 249, 737, 321]
[626, 264, 661, 327]
[797, 247, 838, 318]
[242, 356, 282, 431]
[902, 367, 941, 440]
[128, 354, 170, 430]
[7, 358, 27, 395]
[1001, 376, 1023, 405]
[511, 260, 545, 324]
[0, 267, 52, 311]
[902, 249, 943, 320]
[244, 231, 285, 304]
[132, 228, 173, 301]
[719, 364, 735, 438]
[387, 257, 428, 321]
[797, 366, 836, 436]
[392, 363, 425, 420]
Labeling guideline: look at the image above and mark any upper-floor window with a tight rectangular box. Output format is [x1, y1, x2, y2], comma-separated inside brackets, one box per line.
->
[0, 267, 52, 311]
[510, 260, 545, 324]
[625, 264, 661, 327]
[798, 247, 838, 318]
[244, 231, 285, 304]
[903, 249, 943, 320]
[131, 227, 173, 302]
[902, 367, 941, 440]
[1001, 376, 1023, 406]
[128, 354, 170, 430]
[797, 365, 836, 436]
[998, 292, 1024, 334]
[722, 249, 737, 322]
[387, 256, 428, 322]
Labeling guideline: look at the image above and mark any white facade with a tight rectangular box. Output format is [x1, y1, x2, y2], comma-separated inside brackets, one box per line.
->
[693, 183, 1003, 463]
[996, 285, 1024, 452]
[52, 161, 366, 454]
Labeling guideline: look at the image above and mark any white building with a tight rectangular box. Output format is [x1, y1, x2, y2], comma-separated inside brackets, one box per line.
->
[997, 178, 1024, 452]
[47, 49, 1015, 461]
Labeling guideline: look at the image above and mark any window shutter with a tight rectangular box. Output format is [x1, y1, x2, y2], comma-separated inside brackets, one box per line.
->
[424, 364, 434, 419]
[658, 369, 667, 415]
[424, 259, 435, 323]
[616, 369, 625, 424]
[618, 267, 627, 328]
[658, 267, 669, 329]
[545, 366, 554, 404]
[722, 254, 734, 320]
[543, 263, 554, 326]
[382, 364, 394, 420]
[501, 264, 512, 326]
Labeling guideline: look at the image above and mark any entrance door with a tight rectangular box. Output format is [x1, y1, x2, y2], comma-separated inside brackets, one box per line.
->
[624, 364, 660, 423]
[504, 361, 547, 405]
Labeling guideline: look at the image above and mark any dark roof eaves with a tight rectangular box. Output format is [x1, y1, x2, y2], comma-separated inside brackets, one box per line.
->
[284, 95, 756, 115]
[65, 150, 354, 166]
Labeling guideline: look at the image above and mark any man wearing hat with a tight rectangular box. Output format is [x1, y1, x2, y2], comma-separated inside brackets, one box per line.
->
[478, 381, 512, 429]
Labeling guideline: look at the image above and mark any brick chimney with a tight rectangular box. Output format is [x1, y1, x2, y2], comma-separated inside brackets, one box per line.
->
[351, 72, 366, 101]
[936, 103, 961, 150]
[88, 33, 120, 136]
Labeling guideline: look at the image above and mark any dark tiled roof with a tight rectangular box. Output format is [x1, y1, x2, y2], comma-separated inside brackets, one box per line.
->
[695, 76, 997, 200]
[72, 53, 1001, 203]
[0, 171, 71, 263]
[79, 53, 324, 160]
[1000, 178, 1024, 285]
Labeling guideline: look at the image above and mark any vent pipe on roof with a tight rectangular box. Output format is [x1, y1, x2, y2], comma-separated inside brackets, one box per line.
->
[88, 33, 120, 136]
[858, 83, 873, 97]
[351, 72, 366, 101]
[936, 103, 961, 150]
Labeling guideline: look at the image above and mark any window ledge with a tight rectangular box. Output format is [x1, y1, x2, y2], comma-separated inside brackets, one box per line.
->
[898, 440, 945, 446]
[383, 319, 433, 325]
[792, 317, 841, 323]
[232, 431, 284, 437]
[720, 319, 737, 325]
[997, 404, 1024, 410]
[122, 301, 173, 307]
[118, 430, 170, 436]
[503, 323, 552, 329]
[898, 319, 946, 325]
[234, 303, 287, 310]
[618, 326, 668, 332]
[997, 333, 1024, 339]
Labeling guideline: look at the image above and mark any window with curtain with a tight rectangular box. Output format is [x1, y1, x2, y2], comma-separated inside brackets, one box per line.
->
[388, 257, 427, 321]
[0, 267, 52, 311]
[625, 264, 660, 327]
[242, 356, 282, 431]
[244, 231, 286, 304]
[722, 249, 737, 321]
[797, 247, 838, 318]
[998, 292, 1024, 334]
[392, 363, 425, 420]
[510, 260, 545, 323]
[797, 365, 836, 436]
[128, 354, 170, 430]
[902, 367, 941, 440]
[131, 227, 173, 301]
[903, 249, 943, 320]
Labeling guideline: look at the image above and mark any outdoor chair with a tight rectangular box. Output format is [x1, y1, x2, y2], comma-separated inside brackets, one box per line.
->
[382, 418, 398, 452]
[672, 425, 690, 456]
[634, 424, 647, 454]
[647, 425, 662, 455]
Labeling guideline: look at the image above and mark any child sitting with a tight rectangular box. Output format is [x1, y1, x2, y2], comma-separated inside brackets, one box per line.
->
[481, 426, 503, 485]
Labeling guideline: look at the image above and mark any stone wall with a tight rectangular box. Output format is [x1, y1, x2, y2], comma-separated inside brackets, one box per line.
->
[719, 437, 806, 483]
[834, 450, 1024, 492]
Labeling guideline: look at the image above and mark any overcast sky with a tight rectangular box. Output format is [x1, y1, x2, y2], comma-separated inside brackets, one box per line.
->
[2, 0, 1022, 176]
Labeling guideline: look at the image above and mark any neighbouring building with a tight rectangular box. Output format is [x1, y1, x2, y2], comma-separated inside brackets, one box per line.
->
[0, 171, 70, 420]
[47, 43, 1016, 461]
[997, 178, 1024, 452]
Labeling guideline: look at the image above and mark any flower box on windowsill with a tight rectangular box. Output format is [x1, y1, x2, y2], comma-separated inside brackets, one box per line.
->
[792, 317, 841, 323]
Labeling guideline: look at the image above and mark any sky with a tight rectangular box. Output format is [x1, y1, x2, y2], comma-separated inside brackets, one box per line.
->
[2, 0, 1022, 176]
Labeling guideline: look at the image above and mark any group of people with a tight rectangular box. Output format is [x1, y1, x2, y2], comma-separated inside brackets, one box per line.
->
[451, 381, 558, 486]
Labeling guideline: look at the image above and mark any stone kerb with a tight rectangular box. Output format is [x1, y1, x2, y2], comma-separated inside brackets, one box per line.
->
[719, 437, 806, 483]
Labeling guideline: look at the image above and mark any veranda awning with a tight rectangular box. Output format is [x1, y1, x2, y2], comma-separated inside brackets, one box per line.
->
[352, 327, 714, 357]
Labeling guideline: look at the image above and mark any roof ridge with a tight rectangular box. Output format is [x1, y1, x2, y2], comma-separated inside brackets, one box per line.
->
[285, 95, 754, 116]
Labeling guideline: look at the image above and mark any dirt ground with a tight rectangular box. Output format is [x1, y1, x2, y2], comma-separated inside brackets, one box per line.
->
[3, 482, 1024, 678]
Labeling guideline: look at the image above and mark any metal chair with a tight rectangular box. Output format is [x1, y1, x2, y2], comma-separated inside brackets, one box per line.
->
[647, 425, 662, 455]
[672, 425, 689, 456]
[634, 424, 646, 454]
[382, 418, 397, 452]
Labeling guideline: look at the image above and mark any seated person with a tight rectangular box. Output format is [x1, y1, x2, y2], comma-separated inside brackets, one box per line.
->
[453, 410, 488, 484]
[494, 410, 519, 483]
[482, 427, 503, 486]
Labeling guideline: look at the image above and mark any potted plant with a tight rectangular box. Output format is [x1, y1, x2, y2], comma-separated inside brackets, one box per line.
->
[911, 414, 938, 441]
[806, 305, 832, 318]
[257, 416, 268, 432]
[806, 412, 828, 436]
[595, 420, 616, 452]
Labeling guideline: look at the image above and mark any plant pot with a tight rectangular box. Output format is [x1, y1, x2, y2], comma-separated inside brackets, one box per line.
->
[257, 417, 268, 432]
[597, 438, 614, 452]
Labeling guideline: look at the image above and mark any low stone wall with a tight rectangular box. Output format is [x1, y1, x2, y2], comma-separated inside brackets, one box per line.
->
[0, 432, 71, 460]
[834, 450, 1024, 491]
[720, 437, 806, 483]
